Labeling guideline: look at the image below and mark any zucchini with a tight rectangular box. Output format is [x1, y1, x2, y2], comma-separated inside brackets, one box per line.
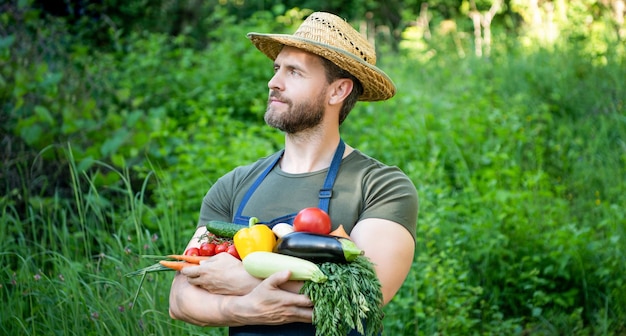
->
[242, 251, 327, 283]
[274, 232, 363, 263]
[205, 220, 245, 238]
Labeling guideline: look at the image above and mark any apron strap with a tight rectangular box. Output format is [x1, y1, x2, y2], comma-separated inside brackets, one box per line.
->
[233, 150, 284, 224]
[317, 139, 345, 213]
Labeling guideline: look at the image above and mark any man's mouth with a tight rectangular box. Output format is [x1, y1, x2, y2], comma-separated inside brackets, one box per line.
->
[269, 92, 287, 105]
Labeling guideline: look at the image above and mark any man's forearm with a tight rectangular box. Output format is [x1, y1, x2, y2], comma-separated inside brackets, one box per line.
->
[169, 273, 246, 327]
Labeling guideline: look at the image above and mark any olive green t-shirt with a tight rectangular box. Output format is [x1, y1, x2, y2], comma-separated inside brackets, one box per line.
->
[197, 149, 418, 240]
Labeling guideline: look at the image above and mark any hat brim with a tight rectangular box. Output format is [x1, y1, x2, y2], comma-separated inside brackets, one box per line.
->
[248, 33, 396, 102]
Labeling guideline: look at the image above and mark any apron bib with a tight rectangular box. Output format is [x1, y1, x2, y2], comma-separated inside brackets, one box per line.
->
[229, 139, 377, 336]
[232, 139, 345, 227]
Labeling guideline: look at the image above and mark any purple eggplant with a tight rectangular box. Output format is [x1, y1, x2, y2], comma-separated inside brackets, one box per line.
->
[274, 232, 363, 263]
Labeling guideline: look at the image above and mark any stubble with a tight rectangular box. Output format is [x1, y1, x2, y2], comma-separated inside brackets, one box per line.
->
[264, 90, 326, 134]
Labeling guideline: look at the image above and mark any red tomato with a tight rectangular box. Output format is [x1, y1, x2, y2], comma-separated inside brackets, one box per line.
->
[215, 242, 229, 254]
[199, 242, 216, 256]
[293, 207, 332, 234]
[184, 247, 200, 256]
[227, 245, 240, 260]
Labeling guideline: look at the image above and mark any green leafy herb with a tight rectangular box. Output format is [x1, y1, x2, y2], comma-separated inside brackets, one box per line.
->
[301, 256, 383, 336]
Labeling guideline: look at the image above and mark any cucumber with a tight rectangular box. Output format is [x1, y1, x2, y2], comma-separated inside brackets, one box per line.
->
[205, 220, 245, 238]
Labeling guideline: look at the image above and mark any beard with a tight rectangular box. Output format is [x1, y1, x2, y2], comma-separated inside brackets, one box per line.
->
[264, 90, 326, 134]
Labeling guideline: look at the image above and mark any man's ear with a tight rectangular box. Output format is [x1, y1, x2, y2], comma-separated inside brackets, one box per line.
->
[328, 78, 354, 105]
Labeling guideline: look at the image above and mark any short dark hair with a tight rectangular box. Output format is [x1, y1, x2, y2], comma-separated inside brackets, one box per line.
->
[320, 57, 364, 125]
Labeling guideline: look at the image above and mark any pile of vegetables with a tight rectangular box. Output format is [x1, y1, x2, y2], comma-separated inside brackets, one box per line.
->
[129, 207, 383, 336]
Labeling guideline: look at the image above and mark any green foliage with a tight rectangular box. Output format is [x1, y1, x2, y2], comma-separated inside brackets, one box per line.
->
[2, 1, 626, 335]
[355, 31, 625, 334]
[2, 3, 287, 230]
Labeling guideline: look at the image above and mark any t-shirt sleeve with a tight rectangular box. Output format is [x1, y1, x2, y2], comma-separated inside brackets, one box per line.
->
[197, 170, 238, 227]
[360, 166, 419, 241]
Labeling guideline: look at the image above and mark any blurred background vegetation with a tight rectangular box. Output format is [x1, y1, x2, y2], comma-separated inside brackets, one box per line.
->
[1, 0, 625, 335]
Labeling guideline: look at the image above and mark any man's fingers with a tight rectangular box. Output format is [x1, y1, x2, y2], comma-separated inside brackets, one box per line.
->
[180, 264, 201, 278]
[263, 270, 292, 287]
[261, 271, 313, 308]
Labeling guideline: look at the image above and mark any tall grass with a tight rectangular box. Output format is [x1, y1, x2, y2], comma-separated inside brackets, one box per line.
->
[0, 146, 226, 336]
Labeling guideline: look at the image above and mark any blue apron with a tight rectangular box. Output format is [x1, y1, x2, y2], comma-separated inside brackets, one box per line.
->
[232, 139, 345, 228]
[229, 139, 375, 336]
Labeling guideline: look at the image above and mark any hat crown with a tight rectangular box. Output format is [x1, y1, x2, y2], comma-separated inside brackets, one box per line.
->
[293, 12, 377, 66]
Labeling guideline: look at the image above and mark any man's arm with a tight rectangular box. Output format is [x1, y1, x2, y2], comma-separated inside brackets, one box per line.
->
[168, 227, 313, 326]
[350, 218, 415, 305]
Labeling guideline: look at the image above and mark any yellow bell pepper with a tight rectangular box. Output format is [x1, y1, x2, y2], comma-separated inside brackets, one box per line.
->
[234, 217, 277, 260]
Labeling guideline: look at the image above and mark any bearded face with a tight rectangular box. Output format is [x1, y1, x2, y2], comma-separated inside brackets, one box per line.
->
[264, 88, 327, 134]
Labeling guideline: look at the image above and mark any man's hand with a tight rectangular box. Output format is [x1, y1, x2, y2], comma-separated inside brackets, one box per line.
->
[182, 252, 257, 296]
[233, 270, 313, 325]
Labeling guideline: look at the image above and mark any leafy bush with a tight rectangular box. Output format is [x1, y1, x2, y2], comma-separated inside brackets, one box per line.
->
[368, 28, 626, 334]
[2, 4, 288, 232]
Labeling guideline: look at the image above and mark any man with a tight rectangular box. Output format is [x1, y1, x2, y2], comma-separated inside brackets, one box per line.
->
[168, 11, 418, 335]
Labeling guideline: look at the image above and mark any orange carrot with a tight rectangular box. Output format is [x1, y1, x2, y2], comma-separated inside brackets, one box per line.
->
[159, 260, 197, 271]
[166, 254, 210, 264]
[329, 224, 351, 239]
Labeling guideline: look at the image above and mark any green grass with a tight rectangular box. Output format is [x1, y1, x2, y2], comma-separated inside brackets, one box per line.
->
[1, 159, 226, 335]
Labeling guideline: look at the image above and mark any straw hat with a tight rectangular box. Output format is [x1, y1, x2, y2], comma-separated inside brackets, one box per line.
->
[247, 12, 396, 102]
